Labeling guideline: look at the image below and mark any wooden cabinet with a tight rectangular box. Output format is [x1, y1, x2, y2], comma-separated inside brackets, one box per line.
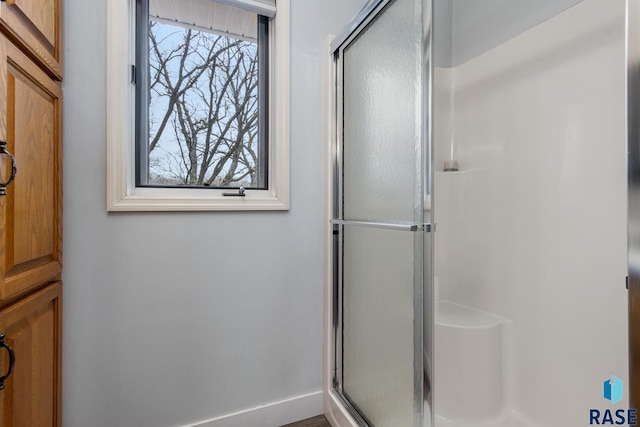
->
[0, 38, 62, 305]
[0, 0, 62, 425]
[0, 0, 61, 79]
[0, 283, 61, 427]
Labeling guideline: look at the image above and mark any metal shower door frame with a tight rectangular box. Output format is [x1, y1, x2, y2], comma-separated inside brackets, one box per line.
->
[627, 0, 640, 408]
[328, 0, 434, 425]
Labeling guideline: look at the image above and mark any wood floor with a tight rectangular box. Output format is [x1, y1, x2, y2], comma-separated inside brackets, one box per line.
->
[280, 415, 331, 427]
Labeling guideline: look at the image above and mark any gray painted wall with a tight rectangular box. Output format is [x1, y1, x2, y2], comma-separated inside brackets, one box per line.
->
[62, 1, 362, 426]
[435, 0, 584, 67]
[433, 0, 454, 67]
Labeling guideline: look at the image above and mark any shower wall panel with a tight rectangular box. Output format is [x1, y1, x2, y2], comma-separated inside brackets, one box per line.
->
[433, 0, 628, 425]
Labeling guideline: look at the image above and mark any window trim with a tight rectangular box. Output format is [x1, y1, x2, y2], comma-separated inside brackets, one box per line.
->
[106, 0, 290, 211]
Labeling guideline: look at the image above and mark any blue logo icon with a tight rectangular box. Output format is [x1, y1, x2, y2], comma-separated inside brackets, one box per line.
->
[590, 376, 636, 424]
[604, 376, 623, 404]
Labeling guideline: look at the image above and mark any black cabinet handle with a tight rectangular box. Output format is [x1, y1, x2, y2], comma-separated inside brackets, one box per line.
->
[0, 141, 17, 196]
[0, 333, 15, 390]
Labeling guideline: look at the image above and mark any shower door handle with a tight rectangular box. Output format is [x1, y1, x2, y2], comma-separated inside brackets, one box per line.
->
[330, 219, 432, 232]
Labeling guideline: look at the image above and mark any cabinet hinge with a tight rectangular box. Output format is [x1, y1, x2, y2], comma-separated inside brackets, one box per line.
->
[131, 65, 136, 84]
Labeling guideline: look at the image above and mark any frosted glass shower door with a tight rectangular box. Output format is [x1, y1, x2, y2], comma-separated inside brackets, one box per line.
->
[332, 0, 429, 426]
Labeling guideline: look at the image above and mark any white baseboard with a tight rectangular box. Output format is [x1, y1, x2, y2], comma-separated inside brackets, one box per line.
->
[183, 391, 323, 427]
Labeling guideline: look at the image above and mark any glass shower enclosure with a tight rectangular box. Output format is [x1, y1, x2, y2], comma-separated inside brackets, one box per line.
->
[327, 0, 629, 426]
[329, 0, 432, 426]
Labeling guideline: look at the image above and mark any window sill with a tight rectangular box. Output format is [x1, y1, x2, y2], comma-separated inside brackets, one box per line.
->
[107, 188, 289, 211]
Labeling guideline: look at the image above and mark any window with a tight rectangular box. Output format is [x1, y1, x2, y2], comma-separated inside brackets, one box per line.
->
[137, 0, 269, 189]
[106, 0, 289, 211]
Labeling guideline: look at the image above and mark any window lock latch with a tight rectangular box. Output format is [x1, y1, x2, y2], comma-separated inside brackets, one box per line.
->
[223, 186, 246, 197]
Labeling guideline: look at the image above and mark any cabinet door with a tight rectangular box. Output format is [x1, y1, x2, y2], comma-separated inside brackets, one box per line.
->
[0, 38, 62, 305]
[0, 282, 61, 427]
[0, 0, 61, 79]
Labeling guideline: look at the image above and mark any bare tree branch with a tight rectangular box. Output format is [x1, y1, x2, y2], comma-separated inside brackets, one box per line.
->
[146, 21, 260, 186]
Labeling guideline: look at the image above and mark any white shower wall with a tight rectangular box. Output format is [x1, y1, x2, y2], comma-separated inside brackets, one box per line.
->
[433, 0, 628, 425]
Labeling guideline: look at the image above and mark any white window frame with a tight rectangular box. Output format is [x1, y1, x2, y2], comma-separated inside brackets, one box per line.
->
[106, 0, 290, 211]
